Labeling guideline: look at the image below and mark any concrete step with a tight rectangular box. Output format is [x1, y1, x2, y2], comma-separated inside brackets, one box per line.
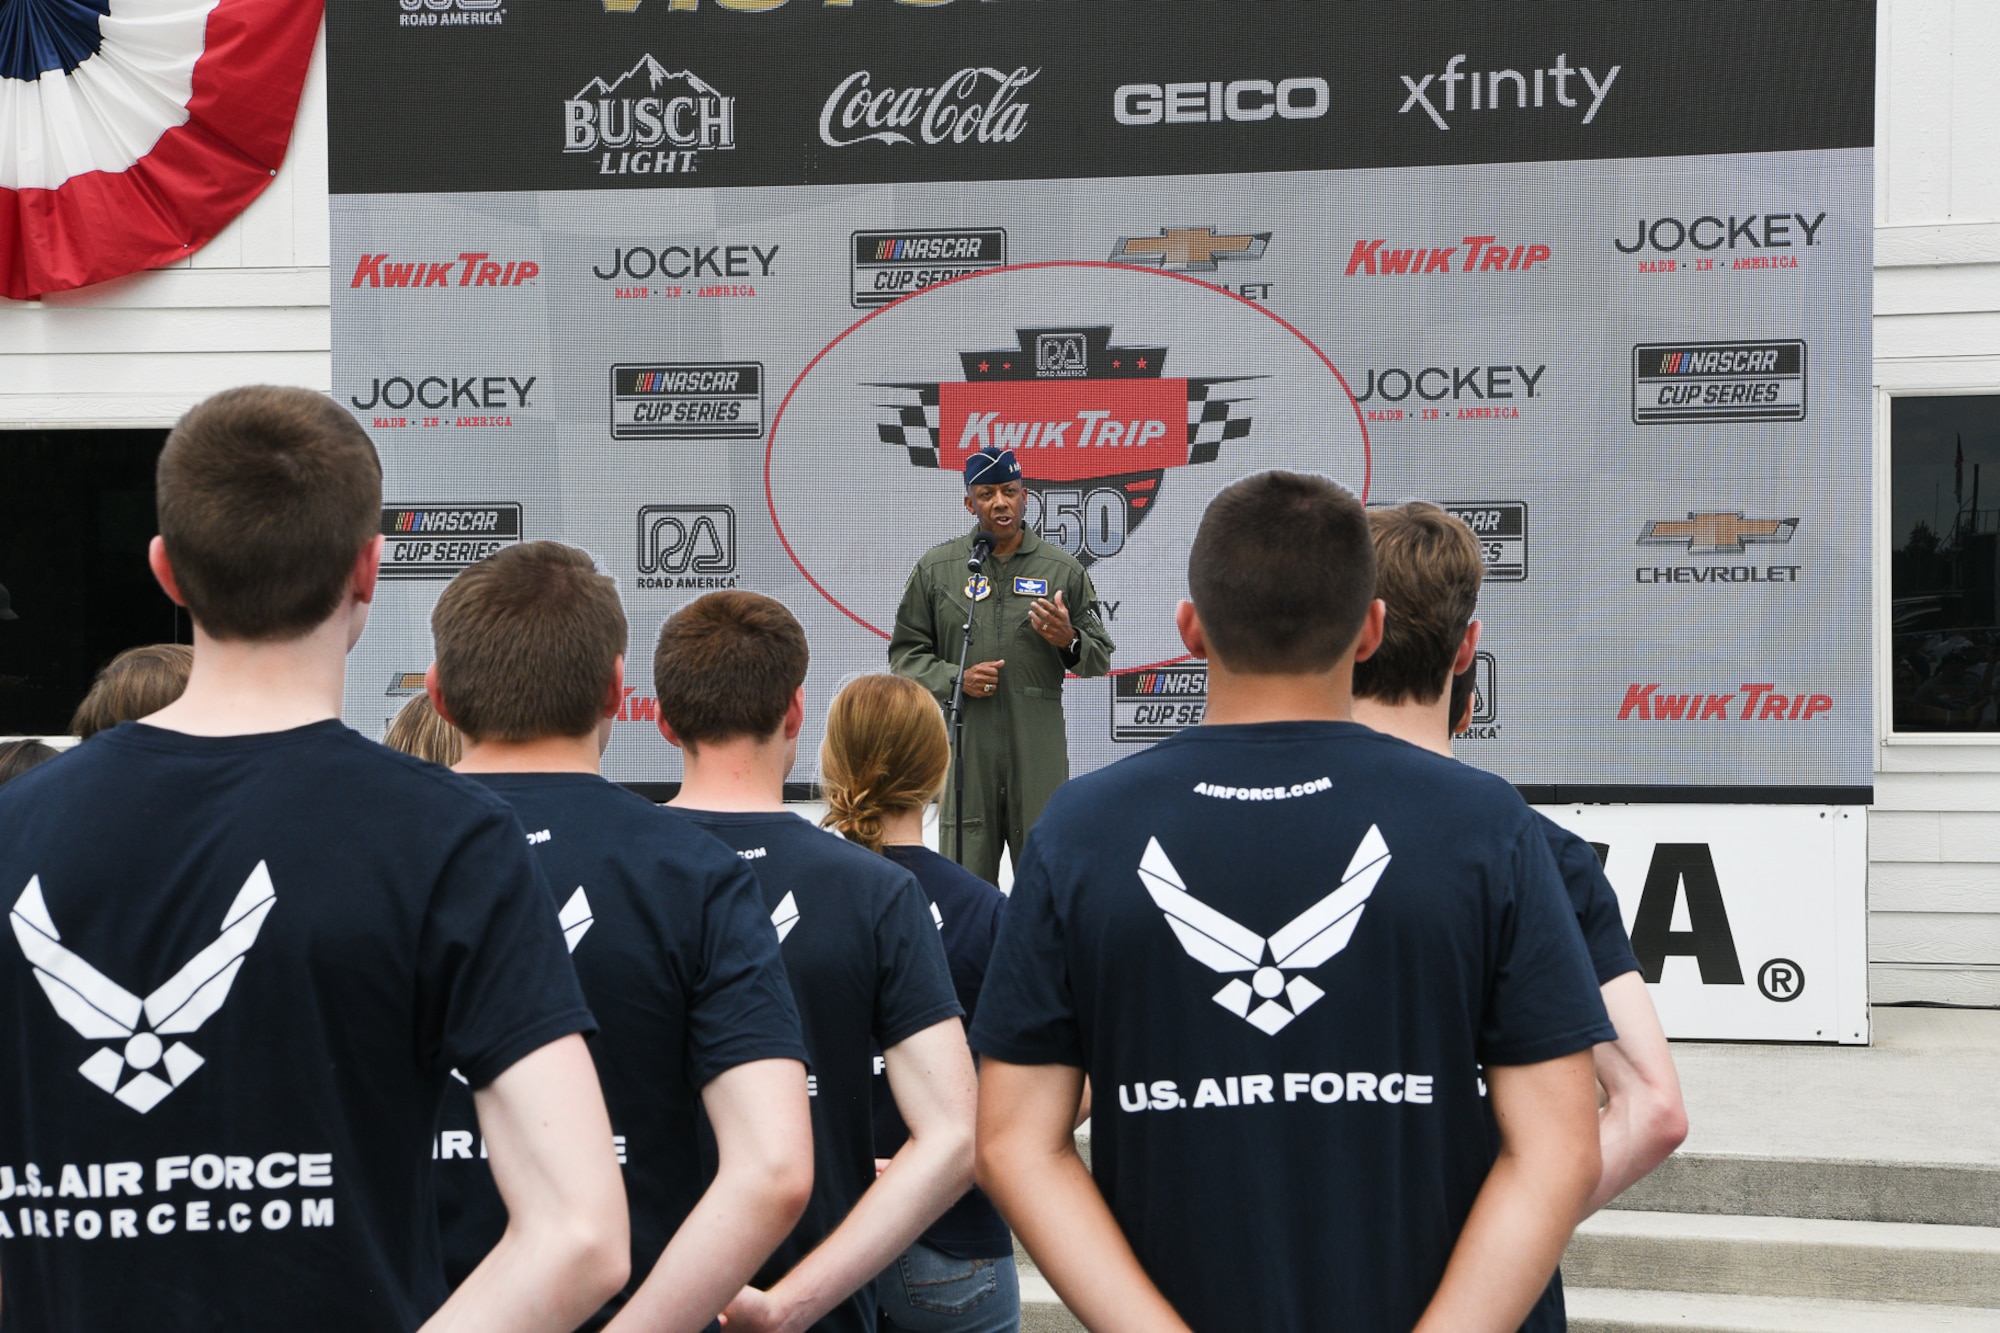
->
[1614, 1151, 2000, 1228]
[1568, 1288, 2000, 1332]
[1565, 1210, 2000, 1308]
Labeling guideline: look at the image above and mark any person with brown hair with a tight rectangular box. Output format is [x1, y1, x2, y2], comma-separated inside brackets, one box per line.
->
[653, 591, 975, 1333]
[971, 471, 1611, 1333]
[70, 643, 193, 739]
[820, 674, 1017, 1333]
[0, 738, 60, 785]
[1351, 503, 1688, 1246]
[383, 692, 465, 766]
[0, 387, 628, 1333]
[424, 541, 813, 1333]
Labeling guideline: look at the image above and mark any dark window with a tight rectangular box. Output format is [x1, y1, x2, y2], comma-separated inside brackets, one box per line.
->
[1892, 395, 2000, 732]
[0, 430, 184, 736]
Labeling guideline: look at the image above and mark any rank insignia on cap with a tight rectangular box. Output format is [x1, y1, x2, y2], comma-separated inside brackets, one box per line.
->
[1013, 577, 1049, 597]
[965, 574, 992, 602]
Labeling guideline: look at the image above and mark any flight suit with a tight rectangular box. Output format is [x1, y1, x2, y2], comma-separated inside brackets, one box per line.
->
[889, 526, 1115, 884]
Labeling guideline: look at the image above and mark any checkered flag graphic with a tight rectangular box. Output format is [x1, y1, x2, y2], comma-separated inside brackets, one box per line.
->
[1187, 379, 1253, 466]
[876, 384, 942, 468]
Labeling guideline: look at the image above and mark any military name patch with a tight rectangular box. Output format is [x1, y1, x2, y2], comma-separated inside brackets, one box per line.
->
[1014, 577, 1049, 597]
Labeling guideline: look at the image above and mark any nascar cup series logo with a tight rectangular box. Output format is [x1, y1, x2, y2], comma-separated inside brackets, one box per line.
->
[766, 262, 1369, 672]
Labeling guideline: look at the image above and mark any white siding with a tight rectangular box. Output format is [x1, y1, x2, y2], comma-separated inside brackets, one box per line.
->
[1873, 0, 2000, 1007]
[0, 29, 330, 428]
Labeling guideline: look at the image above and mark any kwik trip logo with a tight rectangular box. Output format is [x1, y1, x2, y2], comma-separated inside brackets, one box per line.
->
[1398, 54, 1619, 130]
[565, 55, 734, 176]
[1347, 235, 1549, 275]
[875, 325, 1255, 567]
[1636, 511, 1800, 586]
[819, 67, 1035, 148]
[380, 504, 523, 579]
[1618, 683, 1830, 722]
[350, 252, 537, 289]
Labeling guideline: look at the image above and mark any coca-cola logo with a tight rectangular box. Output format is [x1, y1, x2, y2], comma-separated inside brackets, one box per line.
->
[818, 67, 1036, 149]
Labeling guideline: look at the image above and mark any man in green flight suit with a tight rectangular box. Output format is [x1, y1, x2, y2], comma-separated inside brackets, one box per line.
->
[890, 446, 1115, 885]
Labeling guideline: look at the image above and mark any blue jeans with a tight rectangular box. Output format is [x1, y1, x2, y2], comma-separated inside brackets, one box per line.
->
[875, 1239, 1019, 1333]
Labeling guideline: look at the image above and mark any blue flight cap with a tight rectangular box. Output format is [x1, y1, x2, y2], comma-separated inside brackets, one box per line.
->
[964, 446, 1022, 487]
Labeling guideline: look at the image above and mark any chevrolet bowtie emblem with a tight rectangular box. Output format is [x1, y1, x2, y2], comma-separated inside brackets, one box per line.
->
[1637, 512, 1799, 555]
[1109, 226, 1271, 273]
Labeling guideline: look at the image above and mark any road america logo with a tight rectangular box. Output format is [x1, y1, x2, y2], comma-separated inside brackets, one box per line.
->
[1143, 827, 1391, 1034]
[11, 865, 276, 1113]
[875, 325, 1256, 567]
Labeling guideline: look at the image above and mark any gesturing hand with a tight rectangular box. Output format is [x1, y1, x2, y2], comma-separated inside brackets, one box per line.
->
[1029, 590, 1075, 649]
[964, 660, 1004, 698]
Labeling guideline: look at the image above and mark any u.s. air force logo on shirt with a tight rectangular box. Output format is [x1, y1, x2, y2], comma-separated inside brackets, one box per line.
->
[1141, 827, 1391, 1034]
[9, 864, 277, 1113]
[771, 891, 800, 943]
[964, 574, 992, 602]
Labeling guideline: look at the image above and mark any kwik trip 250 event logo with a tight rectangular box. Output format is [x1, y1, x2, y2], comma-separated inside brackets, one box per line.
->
[765, 263, 1367, 670]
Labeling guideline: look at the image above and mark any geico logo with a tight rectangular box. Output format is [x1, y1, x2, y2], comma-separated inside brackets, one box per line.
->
[1615, 212, 1826, 254]
[350, 253, 537, 288]
[349, 376, 536, 411]
[1346, 237, 1550, 275]
[1398, 54, 1619, 130]
[592, 244, 778, 281]
[957, 411, 1168, 452]
[629, 400, 743, 423]
[1355, 364, 1546, 402]
[820, 67, 1036, 148]
[1617, 684, 1830, 721]
[1114, 77, 1329, 125]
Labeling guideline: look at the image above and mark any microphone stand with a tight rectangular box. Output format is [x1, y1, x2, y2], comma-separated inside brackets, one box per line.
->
[947, 534, 992, 867]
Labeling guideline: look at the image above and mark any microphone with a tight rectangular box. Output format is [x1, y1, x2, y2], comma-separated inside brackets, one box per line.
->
[968, 530, 995, 572]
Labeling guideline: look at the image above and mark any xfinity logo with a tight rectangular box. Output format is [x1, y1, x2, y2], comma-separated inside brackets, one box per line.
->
[1144, 828, 1389, 1035]
[1399, 54, 1619, 130]
[1115, 77, 1329, 125]
[1616, 213, 1826, 254]
[11, 866, 276, 1114]
[819, 67, 1035, 148]
[565, 55, 735, 175]
[350, 253, 537, 289]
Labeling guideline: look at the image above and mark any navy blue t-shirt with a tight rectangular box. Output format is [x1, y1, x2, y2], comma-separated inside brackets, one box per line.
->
[434, 775, 807, 1329]
[969, 722, 1613, 1333]
[872, 842, 1010, 1261]
[679, 811, 961, 1333]
[1539, 815, 1641, 985]
[0, 721, 593, 1333]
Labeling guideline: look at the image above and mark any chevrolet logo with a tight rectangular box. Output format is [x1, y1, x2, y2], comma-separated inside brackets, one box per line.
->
[1109, 226, 1271, 273]
[386, 672, 428, 696]
[1637, 512, 1799, 555]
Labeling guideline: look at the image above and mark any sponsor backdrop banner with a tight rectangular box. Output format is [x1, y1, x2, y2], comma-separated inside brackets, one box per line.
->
[324, 1, 1874, 802]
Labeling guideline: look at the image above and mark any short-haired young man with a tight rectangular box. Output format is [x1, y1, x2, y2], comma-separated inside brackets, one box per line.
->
[971, 471, 1613, 1333]
[1351, 502, 1689, 1235]
[0, 387, 628, 1332]
[654, 591, 976, 1333]
[425, 542, 815, 1333]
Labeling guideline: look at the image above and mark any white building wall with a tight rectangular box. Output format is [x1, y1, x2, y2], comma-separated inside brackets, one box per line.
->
[4, 6, 1999, 1005]
[1873, 0, 2000, 1006]
[0, 32, 330, 428]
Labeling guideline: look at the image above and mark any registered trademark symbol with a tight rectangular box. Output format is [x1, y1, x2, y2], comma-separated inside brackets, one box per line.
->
[1758, 958, 1805, 1002]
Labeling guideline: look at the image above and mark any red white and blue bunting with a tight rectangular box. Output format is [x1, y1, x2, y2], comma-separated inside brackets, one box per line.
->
[0, 0, 321, 300]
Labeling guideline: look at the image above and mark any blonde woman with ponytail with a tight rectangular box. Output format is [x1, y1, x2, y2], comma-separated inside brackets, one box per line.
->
[821, 675, 1021, 1333]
